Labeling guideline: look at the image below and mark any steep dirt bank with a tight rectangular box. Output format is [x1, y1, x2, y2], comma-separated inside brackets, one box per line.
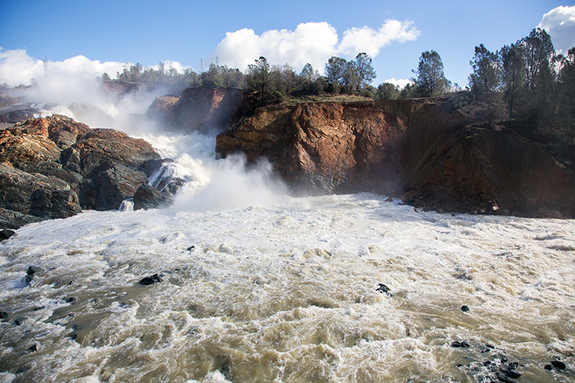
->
[147, 87, 243, 133]
[217, 98, 575, 218]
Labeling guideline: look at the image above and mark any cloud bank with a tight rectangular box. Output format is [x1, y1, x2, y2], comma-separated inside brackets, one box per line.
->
[207, 20, 420, 73]
[539, 5, 575, 54]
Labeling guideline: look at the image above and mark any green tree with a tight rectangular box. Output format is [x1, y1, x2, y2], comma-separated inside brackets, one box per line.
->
[376, 83, 400, 100]
[522, 28, 555, 91]
[399, 83, 416, 99]
[247, 57, 276, 104]
[412, 50, 451, 97]
[325, 56, 348, 92]
[469, 44, 501, 116]
[355, 53, 376, 89]
[500, 43, 525, 117]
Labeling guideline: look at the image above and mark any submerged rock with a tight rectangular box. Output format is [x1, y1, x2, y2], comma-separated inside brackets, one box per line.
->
[139, 274, 162, 285]
[0, 229, 15, 241]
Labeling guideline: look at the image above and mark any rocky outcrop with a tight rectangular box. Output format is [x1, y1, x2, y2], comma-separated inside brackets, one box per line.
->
[147, 87, 243, 133]
[216, 99, 575, 218]
[218, 100, 424, 195]
[0, 115, 166, 229]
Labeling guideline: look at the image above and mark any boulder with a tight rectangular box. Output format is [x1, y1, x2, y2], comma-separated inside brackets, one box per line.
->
[133, 183, 171, 210]
[0, 115, 162, 228]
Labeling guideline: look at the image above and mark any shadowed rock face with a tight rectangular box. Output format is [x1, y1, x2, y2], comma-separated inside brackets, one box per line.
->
[0, 115, 164, 228]
[147, 87, 243, 133]
[216, 99, 575, 218]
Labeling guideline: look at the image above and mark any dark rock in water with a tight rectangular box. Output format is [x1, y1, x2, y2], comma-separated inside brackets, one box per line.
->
[0, 311, 8, 320]
[27, 266, 42, 275]
[14, 317, 26, 325]
[64, 296, 76, 304]
[70, 333, 78, 341]
[451, 341, 470, 348]
[27, 342, 40, 352]
[0, 229, 15, 240]
[544, 364, 553, 370]
[139, 274, 162, 285]
[376, 283, 392, 296]
[187, 245, 195, 251]
[24, 274, 34, 286]
[461, 305, 470, 312]
[550, 360, 566, 370]
[133, 183, 171, 210]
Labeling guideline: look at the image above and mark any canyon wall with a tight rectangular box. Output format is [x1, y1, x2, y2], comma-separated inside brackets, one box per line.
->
[217, 99, 575, 218]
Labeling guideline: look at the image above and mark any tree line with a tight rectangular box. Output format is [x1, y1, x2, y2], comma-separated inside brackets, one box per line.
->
[467, 28, 575, 131]
[102, 27, 575, 133]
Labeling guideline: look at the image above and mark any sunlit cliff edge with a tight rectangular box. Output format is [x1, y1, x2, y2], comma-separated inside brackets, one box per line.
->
[214, 95, 575, 218]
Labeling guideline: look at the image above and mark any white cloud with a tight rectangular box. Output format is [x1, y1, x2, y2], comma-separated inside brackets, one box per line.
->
[383, 78, 413, 89]
[539, 5, 575, 54]
[207, 20, 419, 73]
[0, 47, 44, 87]
[338, 20, 420, 57]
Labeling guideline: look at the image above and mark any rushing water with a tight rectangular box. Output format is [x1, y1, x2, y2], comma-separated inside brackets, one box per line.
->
[1, 129, 575, 382]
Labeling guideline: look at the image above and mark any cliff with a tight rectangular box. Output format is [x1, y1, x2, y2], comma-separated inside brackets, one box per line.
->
[147, 87, 243, 133]
[216, 98, 575, 218]
[0, 116, 168, 229]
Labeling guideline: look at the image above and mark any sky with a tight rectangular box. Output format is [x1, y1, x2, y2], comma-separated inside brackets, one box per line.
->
[1, 0, 575, 90]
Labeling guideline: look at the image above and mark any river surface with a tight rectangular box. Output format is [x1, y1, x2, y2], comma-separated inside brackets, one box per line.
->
[1, 128, 575, 382]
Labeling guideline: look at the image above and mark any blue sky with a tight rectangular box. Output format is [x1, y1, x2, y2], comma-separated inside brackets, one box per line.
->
[1, 0, 574, 88]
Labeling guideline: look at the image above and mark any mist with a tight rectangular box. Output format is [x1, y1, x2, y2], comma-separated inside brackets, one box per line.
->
[0, 47, 290, 213]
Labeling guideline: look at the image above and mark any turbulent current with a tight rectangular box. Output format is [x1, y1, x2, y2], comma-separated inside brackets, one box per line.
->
[1, 129, 575, 382]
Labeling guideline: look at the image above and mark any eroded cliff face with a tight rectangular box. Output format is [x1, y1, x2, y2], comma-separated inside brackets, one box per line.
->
[147, 87, 243, 133]
[217, 99, 575, 218]
[218, 100, 419, 195]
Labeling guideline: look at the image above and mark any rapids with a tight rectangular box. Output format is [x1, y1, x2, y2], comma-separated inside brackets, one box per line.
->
[1, 128, 574, 382]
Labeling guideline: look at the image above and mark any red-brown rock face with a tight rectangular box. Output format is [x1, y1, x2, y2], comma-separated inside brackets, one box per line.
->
[0, 115, 163, 228]
[147, 87, 243, 133]
[216, 99, 575, 218]
[218, 100, 416, 195]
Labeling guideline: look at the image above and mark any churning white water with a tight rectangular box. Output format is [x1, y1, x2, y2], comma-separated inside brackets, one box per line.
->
[1, 127, 575, 382]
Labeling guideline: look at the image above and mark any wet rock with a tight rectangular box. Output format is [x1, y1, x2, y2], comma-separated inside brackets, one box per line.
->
[0, 311, 8, 320]
[14, 317, 26, 325]
[461, 305, 470, 312]
[376, 283, 392, 297]
[0, 116, 162, 228]
[139, 274, 162, 285]
[24, 274, 34, 286]
[550, 360, 566, 370]
[27, 266, 42, 275]
[27, 342, 40, 352]
[0, 228, 15, 240]
[64, 296, 76, 304]
[451, 341, 470, 348]
[133, 183, 171, 210]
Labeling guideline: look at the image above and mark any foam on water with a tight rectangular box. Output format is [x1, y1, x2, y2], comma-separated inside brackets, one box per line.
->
[1, 127, 575, 382]
[1, 193, 574, 382]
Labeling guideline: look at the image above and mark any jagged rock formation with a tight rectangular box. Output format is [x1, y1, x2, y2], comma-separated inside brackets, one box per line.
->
[216, 98, 575, 218]
[0, 115, 167, 229]
[146, 87, 243, 133]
